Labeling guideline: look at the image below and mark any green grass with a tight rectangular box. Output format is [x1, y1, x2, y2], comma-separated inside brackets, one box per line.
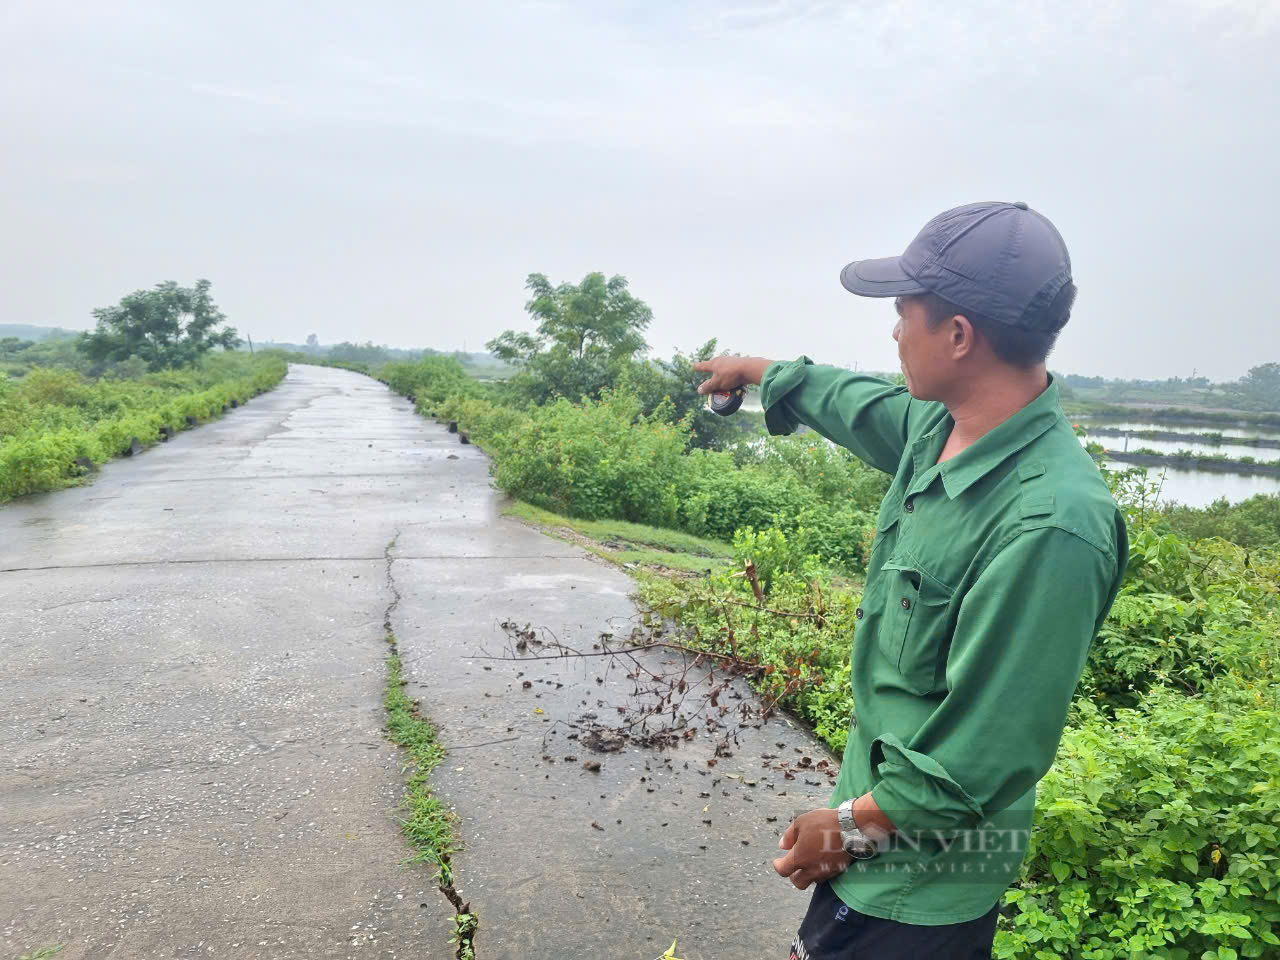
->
[15, 948, 63, 960]
[612, 548, 728, 573]
[504, 499, 735, 574]
[382, 635, 456, 883]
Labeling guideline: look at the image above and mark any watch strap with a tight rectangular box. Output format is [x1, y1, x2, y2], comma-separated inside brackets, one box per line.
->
[837, 799, 857, 833]
[836, 799, 879, 857]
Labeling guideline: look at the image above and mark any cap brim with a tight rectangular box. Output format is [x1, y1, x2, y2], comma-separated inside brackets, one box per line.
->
[839, 256, 929, 298]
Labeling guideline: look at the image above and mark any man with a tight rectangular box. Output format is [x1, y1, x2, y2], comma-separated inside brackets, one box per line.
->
[693, 202, 1127, 959]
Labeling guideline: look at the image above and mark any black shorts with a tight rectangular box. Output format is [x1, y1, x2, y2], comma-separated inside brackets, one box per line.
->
[788, 882, 1000, 960]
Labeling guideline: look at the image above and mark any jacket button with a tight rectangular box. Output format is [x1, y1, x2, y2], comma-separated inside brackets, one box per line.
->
[904, 499, 914, 513]
[901, 597, 911, 610]
[855, 607, 864, 620]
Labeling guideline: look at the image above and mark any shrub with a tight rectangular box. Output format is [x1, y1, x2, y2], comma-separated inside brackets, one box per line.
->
[378, 358, 889, 576]
[491, 390, 689, 527]
[1082, 531, 1280, 710]
[1160, 494, 1280, 551]
[731, 523, 813, 592]
[1005, 688, 1280, 959]
[0, 353, 286, 502]
[380, 356, 472, 406]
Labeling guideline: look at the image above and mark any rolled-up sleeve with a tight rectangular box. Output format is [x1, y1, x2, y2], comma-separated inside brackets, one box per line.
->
[869, 526, 1121, 837]
[759, 357, 916, 475]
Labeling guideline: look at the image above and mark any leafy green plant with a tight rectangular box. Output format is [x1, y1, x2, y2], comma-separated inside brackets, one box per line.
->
[1004, 688, 1280, 959]
[449, 911, 478, 960]
[639, 565, 857, 749]
[731, 522, 815, 592]
[0, 353, 285, 502]
[1160, 493, 1280, 550]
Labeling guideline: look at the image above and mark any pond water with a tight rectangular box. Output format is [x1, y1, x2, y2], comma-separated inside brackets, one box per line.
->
[1098, 460, 1280, 507]
[731, 406, 1280, 507]
[1079, 419, 1280, 443]
[1079, 421, 1280, 505]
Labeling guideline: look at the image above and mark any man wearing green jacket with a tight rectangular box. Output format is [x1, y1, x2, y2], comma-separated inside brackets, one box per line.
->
[694, 201, 1127, 958]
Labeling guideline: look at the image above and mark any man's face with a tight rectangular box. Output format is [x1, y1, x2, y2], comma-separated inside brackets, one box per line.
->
[892, 296, 956, 400]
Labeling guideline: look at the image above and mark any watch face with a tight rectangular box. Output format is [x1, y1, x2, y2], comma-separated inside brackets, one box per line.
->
[844, 836, 876, 859]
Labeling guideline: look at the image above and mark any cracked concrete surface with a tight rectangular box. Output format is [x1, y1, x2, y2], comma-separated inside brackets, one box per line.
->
[0, 366, 464, 960]
[1, 364, 837, 960]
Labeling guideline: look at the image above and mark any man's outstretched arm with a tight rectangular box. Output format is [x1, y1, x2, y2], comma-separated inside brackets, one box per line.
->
[694, 355, 916, 474]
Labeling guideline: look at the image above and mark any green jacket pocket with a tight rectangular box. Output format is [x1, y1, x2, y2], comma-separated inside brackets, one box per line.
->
[879, 559, 954, 694]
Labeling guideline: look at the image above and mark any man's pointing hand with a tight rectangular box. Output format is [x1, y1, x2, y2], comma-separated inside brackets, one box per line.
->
[692, 356, 773, 395]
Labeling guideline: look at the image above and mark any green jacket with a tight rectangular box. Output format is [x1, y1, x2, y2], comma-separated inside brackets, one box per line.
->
[761, 357, 1127, 925]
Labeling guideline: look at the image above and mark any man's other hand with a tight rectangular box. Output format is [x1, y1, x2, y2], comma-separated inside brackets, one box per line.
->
[772, 808, 852, 890]
[692, 356, 773, 395]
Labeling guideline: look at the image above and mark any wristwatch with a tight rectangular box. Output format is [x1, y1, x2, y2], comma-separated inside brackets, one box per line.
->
[837, 799, 879, 860]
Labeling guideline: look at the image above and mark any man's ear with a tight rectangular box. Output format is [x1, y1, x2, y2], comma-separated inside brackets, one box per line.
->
[950, 315, 976, 359]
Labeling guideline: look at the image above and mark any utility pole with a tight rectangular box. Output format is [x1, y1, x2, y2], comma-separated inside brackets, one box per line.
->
[247, 334, 254, 355]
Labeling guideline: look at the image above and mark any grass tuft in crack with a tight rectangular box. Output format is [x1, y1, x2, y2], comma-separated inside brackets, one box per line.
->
[383, 630, 476, 958]
[383, 634, 455, 881]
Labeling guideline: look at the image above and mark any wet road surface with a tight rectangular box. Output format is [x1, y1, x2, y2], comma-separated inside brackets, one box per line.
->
[0, 364, 836, 960]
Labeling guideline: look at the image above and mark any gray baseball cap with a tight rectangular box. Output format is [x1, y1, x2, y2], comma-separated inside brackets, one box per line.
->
[839, 201, 1073, 331]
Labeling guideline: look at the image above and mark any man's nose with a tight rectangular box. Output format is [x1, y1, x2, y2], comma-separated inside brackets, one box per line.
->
[892, 320, 902, 342]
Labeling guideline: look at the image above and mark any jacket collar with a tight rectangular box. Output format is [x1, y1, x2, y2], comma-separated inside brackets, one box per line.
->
[912, 376, 1063, 500]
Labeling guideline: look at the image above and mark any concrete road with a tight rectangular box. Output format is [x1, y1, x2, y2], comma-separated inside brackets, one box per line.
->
[0, 365, 836, 960]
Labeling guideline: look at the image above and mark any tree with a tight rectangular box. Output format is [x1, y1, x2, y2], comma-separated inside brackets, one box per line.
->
[487, 272, 652, 404]
[328, 341, 392, 366]
[1232, 363, 1280, 411]
[79, 279, 240, 372]
[305, 333, 319, 351]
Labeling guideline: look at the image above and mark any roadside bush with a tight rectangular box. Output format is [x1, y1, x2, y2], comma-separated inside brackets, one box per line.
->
[741, 433, 891, 508]
[793, 503, 877, 573]
[639, 565, 859, 746]
[1006, 687, 1280, 959]
[1082, 530, 1280, 710]
[439, 392, 529, 447]
[675, 454, 821, 540]
[731, 523, 814, 592]
[376, 355, 889, 576]
[380, 356, 472, 407]
[0, 353, 285, 502]
[491, 390, 688, 527]
[1159, 493, 1280, 551]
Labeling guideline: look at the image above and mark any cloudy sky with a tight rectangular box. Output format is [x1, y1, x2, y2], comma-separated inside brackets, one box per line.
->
[2, 0, 1276, 379]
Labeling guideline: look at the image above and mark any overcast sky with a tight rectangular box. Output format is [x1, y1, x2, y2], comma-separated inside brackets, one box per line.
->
[2, 1, 1277, 380]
